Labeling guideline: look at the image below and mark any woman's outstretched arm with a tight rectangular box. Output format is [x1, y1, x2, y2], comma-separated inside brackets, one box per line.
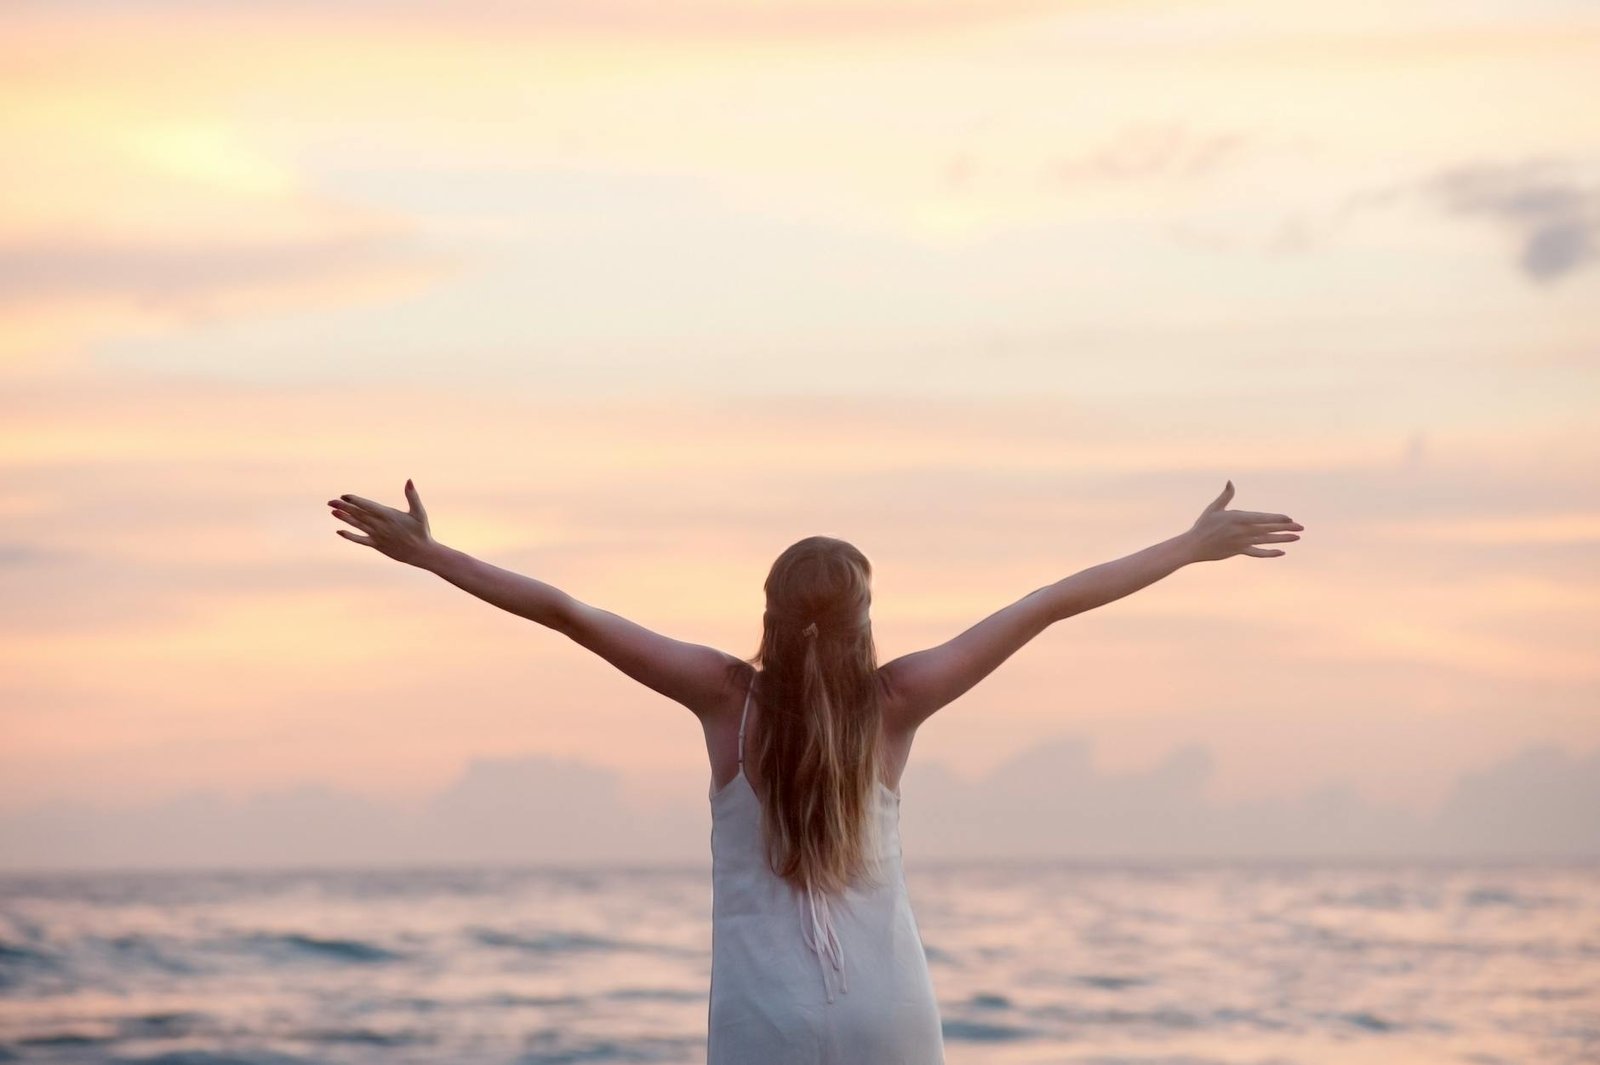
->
[328, 481, 741, 719]
[879, 481, 1303, 732]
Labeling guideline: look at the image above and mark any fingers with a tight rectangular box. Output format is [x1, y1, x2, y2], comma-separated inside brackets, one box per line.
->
[1204, 479, 1234, 513]
[1203, 479, 1300, 525]
[329, 499, 382, 532]
[327, 492, 391, 550]
[1239, 545, 1285, 558]
[331, 507, 377, 534]
[1250, 532, 1300, 544]
[404, 478, 427, 521]
[339, 493, 391, 517]
[327, 502, 367, 525]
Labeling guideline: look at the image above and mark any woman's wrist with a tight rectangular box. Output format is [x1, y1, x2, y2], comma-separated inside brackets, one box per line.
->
[1171, 528, 1205, 566]
[411, 539, 457, 573]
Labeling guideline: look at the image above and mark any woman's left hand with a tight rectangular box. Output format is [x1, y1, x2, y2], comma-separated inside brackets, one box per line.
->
[328, 479, 436, 566]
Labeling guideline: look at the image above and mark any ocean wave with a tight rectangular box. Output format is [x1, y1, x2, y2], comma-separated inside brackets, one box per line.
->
[1031, 1003, 1206, 1030]
[239, 932, 401, 963]
[1462, 886, 1570, 909]
[966, 991, 1011, 1009]
[1028, 1002, 1315, 1034]
[301, 1026, 428, 1046]
[111, 1052, 316, 1065]
[116, 1011, 209, 1039]
[604, 987, 705, 1003]
[477, 992, 584, 1008]
[472, 928, 625, 953]
[1, 930, 407, 996]
[0, 938, 58, 990]
[941, 1018, 1035, 1042]
[1315, 885, 1443, 910]
[1076, 973, 1148, 990]
[100, 934, 200, 973]
[469, 928, 697, 958]
[0, 940, 53, 965]
[19, 1031, 116, 1047]
[1339, 1010, 1401, 1033]
[514, 1031, 704, 1063]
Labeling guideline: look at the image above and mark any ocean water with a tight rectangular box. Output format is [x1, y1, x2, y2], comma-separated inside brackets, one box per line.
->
[0, 862, 1595, 1065]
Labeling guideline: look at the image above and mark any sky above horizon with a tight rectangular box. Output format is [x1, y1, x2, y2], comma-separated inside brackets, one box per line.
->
[2, 0, 1597, 851]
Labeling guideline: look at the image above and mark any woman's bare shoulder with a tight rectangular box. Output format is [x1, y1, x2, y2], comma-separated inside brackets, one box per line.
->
[721, 660, 760, 717]
[875, 667, 917, 740]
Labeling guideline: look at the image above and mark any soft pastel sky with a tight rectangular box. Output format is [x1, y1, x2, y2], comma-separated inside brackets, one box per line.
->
[3, 0, 1597, 851]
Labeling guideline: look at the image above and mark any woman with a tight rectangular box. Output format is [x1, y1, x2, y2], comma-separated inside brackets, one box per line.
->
[326, 479, 1302, 1063]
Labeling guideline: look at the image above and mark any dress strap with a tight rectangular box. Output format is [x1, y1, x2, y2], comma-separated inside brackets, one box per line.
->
[737, 674, 753, 768]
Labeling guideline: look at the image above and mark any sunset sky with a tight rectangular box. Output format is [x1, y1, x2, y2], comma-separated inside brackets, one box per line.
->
[3, 0, 1597, 861]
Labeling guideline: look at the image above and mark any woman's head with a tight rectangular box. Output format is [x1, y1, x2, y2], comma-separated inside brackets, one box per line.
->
[744, 536, 886, 897]
[761, 535, 873, 645]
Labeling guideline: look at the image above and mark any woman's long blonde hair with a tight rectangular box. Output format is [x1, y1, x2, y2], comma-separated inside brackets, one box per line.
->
[735, 535, 887, 897]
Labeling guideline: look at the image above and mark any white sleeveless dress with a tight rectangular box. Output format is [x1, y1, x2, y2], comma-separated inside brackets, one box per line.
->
[707, 674, 946, 1064]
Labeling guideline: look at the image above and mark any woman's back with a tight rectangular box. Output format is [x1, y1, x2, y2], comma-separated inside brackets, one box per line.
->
[707, 673, 946, 1064]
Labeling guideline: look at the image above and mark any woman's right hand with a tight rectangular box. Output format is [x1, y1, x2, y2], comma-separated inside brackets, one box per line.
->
[1186, 481, 1303, 562]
